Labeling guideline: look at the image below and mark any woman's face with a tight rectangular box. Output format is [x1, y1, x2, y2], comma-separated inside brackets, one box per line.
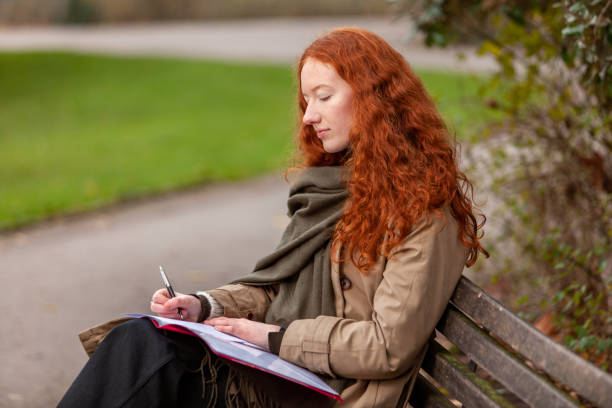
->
[300, 58, 354, 153]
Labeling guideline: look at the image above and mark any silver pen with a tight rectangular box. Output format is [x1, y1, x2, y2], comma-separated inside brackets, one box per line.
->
[159, 265, 184, 319]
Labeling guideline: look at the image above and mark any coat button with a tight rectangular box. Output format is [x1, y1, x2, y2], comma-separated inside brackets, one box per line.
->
[340, 276, 352, 290]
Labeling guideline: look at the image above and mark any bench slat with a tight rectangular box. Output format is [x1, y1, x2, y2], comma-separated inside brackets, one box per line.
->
[410, 373, 458, 408]
[421, 340, 516, 408]
[437, 306, 578, 408]
[451, 277, 612, 408]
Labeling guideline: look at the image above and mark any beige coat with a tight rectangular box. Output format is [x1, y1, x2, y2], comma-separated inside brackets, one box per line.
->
[207, 208, 468, 407]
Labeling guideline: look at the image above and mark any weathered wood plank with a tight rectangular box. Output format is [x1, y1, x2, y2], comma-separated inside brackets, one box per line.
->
[409, 373, 458, 408]
[450, 277, 612, 408]
[437, 306, 578, 408]
[421, 340, 516, 408]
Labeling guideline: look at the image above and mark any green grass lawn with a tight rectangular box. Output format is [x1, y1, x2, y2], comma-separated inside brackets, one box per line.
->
[0, 52, 498, 230]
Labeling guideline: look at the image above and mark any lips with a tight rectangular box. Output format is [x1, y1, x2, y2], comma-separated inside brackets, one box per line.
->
[317, 129, 330, 137]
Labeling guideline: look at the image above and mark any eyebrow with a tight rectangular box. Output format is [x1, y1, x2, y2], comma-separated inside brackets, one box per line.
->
[302, 84, 333, 95]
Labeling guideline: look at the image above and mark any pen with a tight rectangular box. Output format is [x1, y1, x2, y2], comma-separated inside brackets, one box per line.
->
[159, 265, 184, 319]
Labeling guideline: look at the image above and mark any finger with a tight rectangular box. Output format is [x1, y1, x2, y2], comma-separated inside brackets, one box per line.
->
[205, 317, 232, 325]
[150, 302, 165, 314]
[150, 301, 179, 314]
[212, 324, 234, 334]
[151, 298, 178, 313]
[164, 296, 191, 312]
[152, 287, 169, 299]
[151, 288, 170, 304]
[152, 302, 186, 318]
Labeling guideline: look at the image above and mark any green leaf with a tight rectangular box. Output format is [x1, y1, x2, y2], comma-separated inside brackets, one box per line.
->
[577, 335, 596, 350]
[561, 301, 573, 313]
[568, 3, 586, 14]
[598, 259, 607, 273]
[426, 30, 448, 47]
[478, 40, 502, 57]
[573, 325, 587, 338]
[598, 338, 612, 353]
[562, 24, 586, 37]
[587, 15, 597, 26]
[565, 334, 577, 349]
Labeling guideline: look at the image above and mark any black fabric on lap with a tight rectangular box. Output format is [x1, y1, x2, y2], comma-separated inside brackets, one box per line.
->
[59, 318, 335, 408]
[58, 318, 224, 408]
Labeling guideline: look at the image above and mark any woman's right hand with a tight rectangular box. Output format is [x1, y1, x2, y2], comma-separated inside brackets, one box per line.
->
[150, 288, 202, 322]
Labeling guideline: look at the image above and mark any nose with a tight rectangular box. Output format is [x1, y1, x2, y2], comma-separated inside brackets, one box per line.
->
[302, 103, 320, 126]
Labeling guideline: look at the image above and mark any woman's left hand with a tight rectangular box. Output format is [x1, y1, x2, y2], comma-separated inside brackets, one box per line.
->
[204, 317, 281, 351]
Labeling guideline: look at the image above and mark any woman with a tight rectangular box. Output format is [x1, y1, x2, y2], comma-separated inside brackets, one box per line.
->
[60, 27, 487, 407]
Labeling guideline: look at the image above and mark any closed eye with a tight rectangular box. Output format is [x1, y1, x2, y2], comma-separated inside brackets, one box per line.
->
[320, 95, 331, 101]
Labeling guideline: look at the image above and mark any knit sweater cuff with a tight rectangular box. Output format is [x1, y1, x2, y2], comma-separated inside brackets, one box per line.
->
[190, 292, 224, 322]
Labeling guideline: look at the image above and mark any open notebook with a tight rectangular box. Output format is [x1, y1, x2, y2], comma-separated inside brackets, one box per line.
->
[123, 314, 342, 401]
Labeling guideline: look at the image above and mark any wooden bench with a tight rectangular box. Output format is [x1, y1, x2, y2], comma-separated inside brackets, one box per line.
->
[407, 276, 612, 408]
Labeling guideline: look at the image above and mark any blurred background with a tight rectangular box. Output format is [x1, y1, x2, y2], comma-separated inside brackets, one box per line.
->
[0, 0, 389, 24]
[0, 0, 610, 407]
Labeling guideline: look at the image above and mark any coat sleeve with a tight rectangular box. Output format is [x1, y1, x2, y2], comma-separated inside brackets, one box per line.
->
[206, 284, 277, 322]
[278, 213, 468, 379]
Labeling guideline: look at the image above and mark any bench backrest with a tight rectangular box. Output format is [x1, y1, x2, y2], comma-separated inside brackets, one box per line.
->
[409, 276, 612, 408]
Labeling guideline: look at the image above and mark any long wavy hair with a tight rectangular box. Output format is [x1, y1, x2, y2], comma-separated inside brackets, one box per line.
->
[295, 27, 488, 272]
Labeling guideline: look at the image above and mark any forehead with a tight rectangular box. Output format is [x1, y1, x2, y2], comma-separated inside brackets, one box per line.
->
[300, 58, 344, 92]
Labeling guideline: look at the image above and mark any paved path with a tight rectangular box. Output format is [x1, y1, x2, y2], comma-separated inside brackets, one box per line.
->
[1, 175, 288, 407]
[0, 16, 494, 407]
[0, 16, 496, 71]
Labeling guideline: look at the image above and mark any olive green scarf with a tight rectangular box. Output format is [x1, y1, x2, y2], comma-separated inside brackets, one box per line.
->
[233, 166, 348, 327]
[232, 166, 349, 394]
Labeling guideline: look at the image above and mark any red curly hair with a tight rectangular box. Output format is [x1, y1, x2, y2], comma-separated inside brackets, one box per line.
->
[295, 27, 488, 272]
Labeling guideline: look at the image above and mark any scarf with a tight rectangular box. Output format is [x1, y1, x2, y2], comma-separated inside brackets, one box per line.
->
[232, 166, 347, 326]
[232, 165, 349, 393]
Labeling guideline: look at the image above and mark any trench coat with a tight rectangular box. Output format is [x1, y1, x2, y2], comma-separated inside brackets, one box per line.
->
[206, 207, 469, 407]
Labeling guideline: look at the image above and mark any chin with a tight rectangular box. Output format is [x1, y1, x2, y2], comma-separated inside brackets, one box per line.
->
[322, 142, 350, 154]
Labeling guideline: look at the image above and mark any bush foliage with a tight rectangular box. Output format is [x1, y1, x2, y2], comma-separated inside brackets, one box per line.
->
[393, 0, 612, 376]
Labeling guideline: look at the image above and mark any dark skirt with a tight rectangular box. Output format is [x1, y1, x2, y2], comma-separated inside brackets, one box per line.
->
[58, 318, 335, 408]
